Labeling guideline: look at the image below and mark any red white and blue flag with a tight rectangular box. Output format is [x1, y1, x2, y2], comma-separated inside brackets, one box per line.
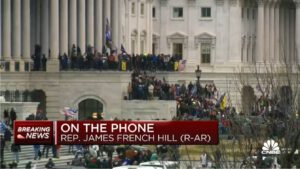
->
[60, 107, 78, 117]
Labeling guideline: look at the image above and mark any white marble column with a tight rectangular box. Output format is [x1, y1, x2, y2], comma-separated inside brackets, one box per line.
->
[290, 6, 295, 63]
[13, 0, 21, 61]
[41, 0, 49, 58]
[295, 0, 300, 63]
[50, 0, 59, 59]
[47, 0, 59, 72]
[125, 0, 131, 53]
[147, 0, 153, 53]
[36, 0, 41, 45]
[137, 0, 141, 54]
[229, 0, 242, 63]
[215, 0, 225, 63]
[78, 0, 86, 53]
[269, 1, 275, 62]
[87, 0, 94, 47]
[284, 4, 290, 63]
[118, 0, 124, 50]
[69, 0, 77, 51]
[279, 6, 285, 62]
[256, 0, 264, 63]
[264, 2, 270, 63]
[95, 0, 103, 53]
[2, 0, 11, 61]
[112, 0, 119, 49]
[274, 3, 280, 63]
[104, 0, 111, 45]
[60, 0, 68, 55]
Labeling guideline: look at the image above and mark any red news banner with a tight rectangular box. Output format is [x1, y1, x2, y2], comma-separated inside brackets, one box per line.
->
[15, 121, 218, 145]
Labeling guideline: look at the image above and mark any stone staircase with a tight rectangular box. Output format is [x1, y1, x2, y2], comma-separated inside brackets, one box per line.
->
[3, 144, 74, 168]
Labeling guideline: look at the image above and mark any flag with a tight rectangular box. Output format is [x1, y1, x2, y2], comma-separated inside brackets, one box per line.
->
[60, 107, 78, 117]
[174, 61, 179, 71]
[105, 18, 112, 48]
[121, 44, 127, 54]
[178, 60, 187, 71]
[220, 95, 227, 110]
[216, 93, 226, 106]
[121, 61, 127, 71]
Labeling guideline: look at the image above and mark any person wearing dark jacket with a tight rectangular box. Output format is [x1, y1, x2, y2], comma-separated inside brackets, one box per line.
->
[11, 143, 21, 163]
[45, 158, 55, 168]
[0, 135, 5, 163]
[9, 108, 16, 129]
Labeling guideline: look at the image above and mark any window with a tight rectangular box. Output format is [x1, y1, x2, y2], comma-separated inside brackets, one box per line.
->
[201, 43, 211, 64]
[173, 43, 183, 57]
[152, 7, 156, 18]
[141, 3, 145, 15]
[131, 2, 135, 14]
[201, 7, 211, 18]
[252, 9, 255, 19]
[173, 7, 183, 18]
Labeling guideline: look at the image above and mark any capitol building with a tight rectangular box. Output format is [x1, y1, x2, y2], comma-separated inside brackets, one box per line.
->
[0, 0, 299, 120]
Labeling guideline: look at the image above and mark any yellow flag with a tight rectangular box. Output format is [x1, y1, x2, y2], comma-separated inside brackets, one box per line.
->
[221, 95, 227, 110]
[121, 61, 126, 71]
[174, 61, 179, 71]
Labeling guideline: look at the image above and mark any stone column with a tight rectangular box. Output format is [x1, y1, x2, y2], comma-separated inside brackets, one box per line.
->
[269, 1, 275, 62]
[69, 0, 77, 51]
[35, 0, 41, 46]
[125, 0, 131, 53]
[118, 0, 124, 50]
[41, 0, 49, 58]
[137, 0, 141, 54]
[78, 0, 86, 53]
[87, 0, 94, 48]
[112, 0, 119, 49]
[284, 4, 290, 63]
[216, 0, 225, 63]
[2, 0, 11, 61]
[256, 0, 265, 63]
[279, 6, 285, 62]
[295, 0, 300, 63]
[274, 2, 280, 63]
[47, 0, 60, 72]
[22, 0, 31, 71]
[264, 1, 270, 63]
[290, 6, 295, 63]
[229, 0, 242, 63]
[104, 0, 111, 45]
[60, 0, 68, 55]
[95, 0, 103, 53]
[13, 0, 21, 61]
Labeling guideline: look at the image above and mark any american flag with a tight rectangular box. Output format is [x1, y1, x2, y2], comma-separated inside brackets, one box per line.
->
[60, 107, 77, 117]
[179, 60, 187, 71]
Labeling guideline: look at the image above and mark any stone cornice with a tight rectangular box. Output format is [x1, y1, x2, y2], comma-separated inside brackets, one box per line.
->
[215, 0, 224, 6]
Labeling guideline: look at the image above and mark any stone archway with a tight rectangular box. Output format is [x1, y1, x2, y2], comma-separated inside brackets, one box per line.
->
[78, 99, 103, 120]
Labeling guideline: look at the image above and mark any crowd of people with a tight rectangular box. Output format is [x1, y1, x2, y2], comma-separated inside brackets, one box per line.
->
[127, 70, 229, 120]
[31, 44, 184, 72]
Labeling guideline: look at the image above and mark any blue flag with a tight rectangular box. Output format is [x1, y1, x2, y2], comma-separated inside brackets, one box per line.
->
[105, 18, 112, 48]
[121, 44, 127, 54]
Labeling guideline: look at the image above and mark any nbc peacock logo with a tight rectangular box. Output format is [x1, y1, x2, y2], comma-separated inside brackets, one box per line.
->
[261, 139, 281, 155]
